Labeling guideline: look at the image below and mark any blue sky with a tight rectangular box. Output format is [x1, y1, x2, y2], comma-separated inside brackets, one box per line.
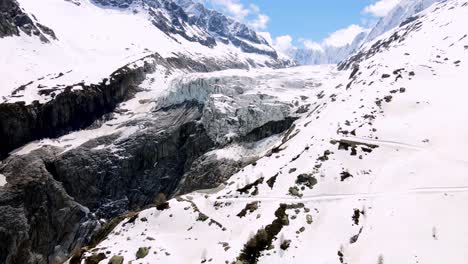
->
[202, 0, 401, 51]
[245, 0, 375, 41]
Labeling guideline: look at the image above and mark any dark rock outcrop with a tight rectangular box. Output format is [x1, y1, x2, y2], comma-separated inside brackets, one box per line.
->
[0, 0, 56, 41]
[240, 117, 297, 143]
[0, 147, 99, 264]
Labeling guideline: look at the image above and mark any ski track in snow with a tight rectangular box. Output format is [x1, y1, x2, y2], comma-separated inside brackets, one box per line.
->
[214, 186, 468, 203]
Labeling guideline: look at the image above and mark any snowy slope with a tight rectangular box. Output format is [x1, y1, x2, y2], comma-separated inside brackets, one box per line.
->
[0, 0, 288, 105]
[82, 0, 468, 263]
[365, 0, 445, 42]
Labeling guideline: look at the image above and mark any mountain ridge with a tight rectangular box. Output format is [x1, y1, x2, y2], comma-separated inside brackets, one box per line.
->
[291, 0, 445, 65]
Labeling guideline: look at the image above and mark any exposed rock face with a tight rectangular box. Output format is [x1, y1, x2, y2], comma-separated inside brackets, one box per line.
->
[176, 0, 277, 57]
[47, 103, 215, 218]
[240, 117, 297, 143]
[0, 147, 99, 264]
[0, 0, 55, 41]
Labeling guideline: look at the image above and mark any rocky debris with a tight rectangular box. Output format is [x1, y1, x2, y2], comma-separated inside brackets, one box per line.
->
[236, 204, 290, 263]
[154, 193, 170, 211]
[90, 212, 138, 249]
[197, 213, 209, 222]
[295, 174, 318, 189]
[288, 186, 303, 198]
[108, 255, 124, 264]
[135, 247, 149, 259]
[93, 0, 134, 8]
[237, 177, 264, 196]
[306, 214, 313, 224]
[280, 240, 291, 250]
[349, 227, 363, 244]
[266, 173, 278, 189]
[237, 202, 259, 218]
[331, 139, 378, 156]
[85, 253, 107, 264]
[352, 209, 362, 225]
[0, 0, 56, 41]
[340, 171, 354, 182]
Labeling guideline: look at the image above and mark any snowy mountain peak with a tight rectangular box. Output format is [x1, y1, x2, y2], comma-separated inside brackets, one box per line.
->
[92, 0, 277, 57]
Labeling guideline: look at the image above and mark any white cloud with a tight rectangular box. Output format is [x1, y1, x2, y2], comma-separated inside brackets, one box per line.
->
[209, 0, 250, 20]
[300, 39, 324, 52]
[249, 3, 260, 13]
[295, 24, 369, 52]
[207, 0, 269, 30]
[249, 14, 269, 30]
[273, 35, 296, 54]
[323, 24, 367, 47]
[363, 0, 401, 17]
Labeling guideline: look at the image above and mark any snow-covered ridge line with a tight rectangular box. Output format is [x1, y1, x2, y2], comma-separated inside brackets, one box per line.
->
[337, 0, 454, 70]
[93, 0, 278, 57]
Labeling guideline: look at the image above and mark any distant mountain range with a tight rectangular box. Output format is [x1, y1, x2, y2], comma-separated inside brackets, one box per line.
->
[290, 0, 444, 65]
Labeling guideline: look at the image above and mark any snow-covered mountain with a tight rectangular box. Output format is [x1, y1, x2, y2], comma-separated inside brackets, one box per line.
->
[0, 0, 294, 158]
[0, 0, 289, 104]
[1, 0, 468, 263]
[65, 0, 468, 263]
[293, 0, 445, 65]
[0, 1, 295, 262]
[365, 0, 444, 42]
